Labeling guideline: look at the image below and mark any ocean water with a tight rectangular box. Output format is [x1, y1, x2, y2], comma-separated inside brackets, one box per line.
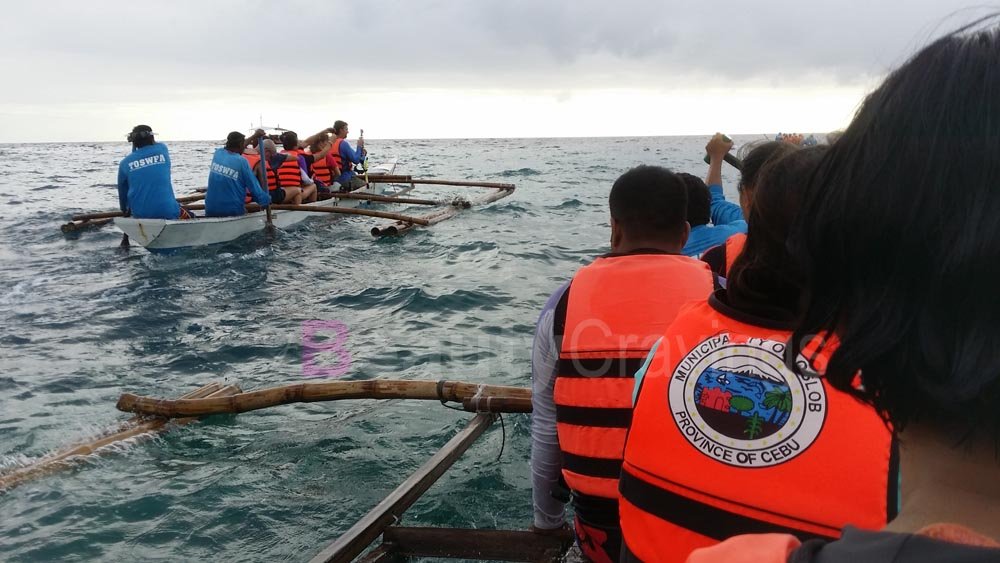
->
[0, 136, 747, 561]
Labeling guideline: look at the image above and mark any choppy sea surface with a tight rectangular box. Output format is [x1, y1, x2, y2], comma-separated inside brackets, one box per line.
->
[0, 136, 748, 561]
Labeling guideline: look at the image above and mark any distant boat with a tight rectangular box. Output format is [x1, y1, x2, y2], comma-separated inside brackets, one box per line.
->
[114, 159, 398, 251]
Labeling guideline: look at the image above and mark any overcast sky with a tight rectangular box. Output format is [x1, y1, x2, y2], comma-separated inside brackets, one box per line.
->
[0, 1, 986, 142]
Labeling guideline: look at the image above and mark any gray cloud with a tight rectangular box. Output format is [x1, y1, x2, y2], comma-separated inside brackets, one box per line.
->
[0, 0, 988, 105]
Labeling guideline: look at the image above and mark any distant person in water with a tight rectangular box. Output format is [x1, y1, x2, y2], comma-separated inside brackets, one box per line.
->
[116, 125, 193, 219]
[204, 132, 271, 217]
[330, 120, 367, 192]
[680, 134, 747, 257]
[687, 17, 1000, 563]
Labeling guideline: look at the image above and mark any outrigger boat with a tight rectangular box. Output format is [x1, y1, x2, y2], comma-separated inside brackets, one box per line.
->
[114, 159, 398, 250]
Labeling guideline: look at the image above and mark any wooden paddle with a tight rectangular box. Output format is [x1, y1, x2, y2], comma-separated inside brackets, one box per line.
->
[257, 142, 275, 234]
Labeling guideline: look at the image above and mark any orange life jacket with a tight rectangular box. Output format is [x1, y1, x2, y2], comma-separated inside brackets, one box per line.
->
[619, 294, 898, 562]
[331, 138, 352, 175]
[242, 153, 262, 202]
[278, 149, 304, 188]
[243, 152, 260, 169]
[252, 158, 280, 192]
[311, 153, 333, 185]
[554, 252, 714, 502]
[723, 233, 747, 276]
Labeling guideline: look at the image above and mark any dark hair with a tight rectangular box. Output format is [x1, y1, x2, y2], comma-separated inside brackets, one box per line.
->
[737, 141, 796, 195]
[677, 172, 710, 227]
[333, 120, 348, 134]
[727, 145, 829, 319]
[128, 124, 155, 148]
[225, 131, 245, 152]
[789, 19, 1000, 441]
[609, 165, 687, 241]
[279, 131, 298, 150]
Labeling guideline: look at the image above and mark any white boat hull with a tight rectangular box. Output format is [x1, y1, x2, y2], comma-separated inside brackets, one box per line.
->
[116, 160, 397, 250]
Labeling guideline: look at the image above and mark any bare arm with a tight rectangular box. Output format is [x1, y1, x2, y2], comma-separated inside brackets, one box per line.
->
[301, 127, 335, 148]
[244, 129, 266, 150]
[705, 133, 733, 187]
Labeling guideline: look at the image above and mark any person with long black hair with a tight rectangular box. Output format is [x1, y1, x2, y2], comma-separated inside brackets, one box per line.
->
[687, 17, 1000, 563]
[618, 146, 899, 562]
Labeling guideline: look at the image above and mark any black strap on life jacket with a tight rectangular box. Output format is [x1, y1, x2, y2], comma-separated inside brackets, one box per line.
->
[618, 468, 837, 543]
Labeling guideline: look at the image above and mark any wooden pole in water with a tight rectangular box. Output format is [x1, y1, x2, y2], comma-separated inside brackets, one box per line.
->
[371, 187, 515, 237]
[116, 379, 531, 418]
[60, 218, 115, 233]
[407, 179, 515, 189]
[309, 413, 496, 563]
[68, 193, 206, 222]
[263, 204, 432, 226]
[322, 192, 443, 206]
[0, 382, 241, 492]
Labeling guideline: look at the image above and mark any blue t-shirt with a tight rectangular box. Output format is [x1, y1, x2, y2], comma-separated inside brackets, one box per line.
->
[335, 140, 365, 183]
[204, 148, 271, 217]
[117, 143, 182, 219]
[682, 183, 748, 257]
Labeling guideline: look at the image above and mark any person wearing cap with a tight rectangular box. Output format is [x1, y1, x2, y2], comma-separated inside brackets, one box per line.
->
[204, 132, 272, 217]
[117, 125, 191, 219]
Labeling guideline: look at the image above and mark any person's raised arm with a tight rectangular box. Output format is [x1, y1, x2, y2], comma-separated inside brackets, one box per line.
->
[705, 133, 733, 188]
[245, 129, 266, 150]
[301, 127, 335, 149]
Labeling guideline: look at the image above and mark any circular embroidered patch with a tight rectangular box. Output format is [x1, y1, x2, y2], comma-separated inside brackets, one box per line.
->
[668, 333, 827, 467]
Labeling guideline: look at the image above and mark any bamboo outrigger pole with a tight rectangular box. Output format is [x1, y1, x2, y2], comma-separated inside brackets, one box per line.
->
[117, 379, 531, 418]
[62, 192, 207, 232]
[263, 204, 432, 225]
[371, 186, 515, 237]
[0, 382, 241, 492]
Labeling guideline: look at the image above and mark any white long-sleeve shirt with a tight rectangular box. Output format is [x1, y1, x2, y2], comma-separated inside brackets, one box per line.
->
[530, 282, 571, 529]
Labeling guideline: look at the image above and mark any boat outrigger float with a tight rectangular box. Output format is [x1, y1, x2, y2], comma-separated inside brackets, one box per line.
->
[1, 380, 573, 562]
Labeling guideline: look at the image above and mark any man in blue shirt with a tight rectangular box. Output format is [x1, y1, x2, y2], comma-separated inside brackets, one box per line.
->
[331, 120, 367, 191]
[117, 125, 189, 219]
[204, 132, 272, 217]
[680, 134, 747, 257]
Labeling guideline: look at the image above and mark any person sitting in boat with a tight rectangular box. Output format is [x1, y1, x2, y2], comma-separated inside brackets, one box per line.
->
[685, 18, 1000, 562]
[330, 120, 367, 192]
[204, 132, 271, 217]
[306, 132, 342, 191]
[281, 128, 339, 191]
[619, 146, 898, 562]
[699, 140, 795, 277]
[531, 165, 715, 562]
[680, 135, 748, 257]
[252, 139, 314, 205]
[116, 125, 193, 220]
[275, 131, 320, 203]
